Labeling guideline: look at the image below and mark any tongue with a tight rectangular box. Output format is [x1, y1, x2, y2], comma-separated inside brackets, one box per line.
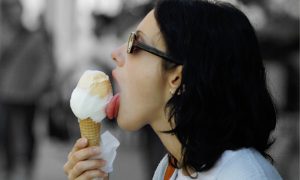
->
[105, 93, 120, 120]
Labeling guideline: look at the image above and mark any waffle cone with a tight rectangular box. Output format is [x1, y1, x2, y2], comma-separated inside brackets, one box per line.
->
[79, 118, 101, 146]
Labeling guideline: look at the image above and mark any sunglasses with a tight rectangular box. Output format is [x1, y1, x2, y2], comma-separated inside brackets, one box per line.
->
[127, 32, 182, 65]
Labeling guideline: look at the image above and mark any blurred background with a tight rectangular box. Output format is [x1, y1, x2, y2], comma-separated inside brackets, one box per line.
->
[0, 0, 298, 179]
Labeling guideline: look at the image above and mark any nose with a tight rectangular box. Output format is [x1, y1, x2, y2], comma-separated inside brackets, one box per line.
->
[111, 44, 126, 67]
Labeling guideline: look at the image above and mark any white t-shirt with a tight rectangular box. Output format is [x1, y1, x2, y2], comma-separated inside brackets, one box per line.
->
[153, 148, 282, 180]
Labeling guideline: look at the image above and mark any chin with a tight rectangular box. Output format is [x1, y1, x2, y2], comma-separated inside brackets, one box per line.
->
[116, 116, 145, 131]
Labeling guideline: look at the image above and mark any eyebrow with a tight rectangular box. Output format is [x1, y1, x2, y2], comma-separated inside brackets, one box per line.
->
[135, 30, 147, 43]
[136, 30, 146, 37]
[136, 30, 158, 46]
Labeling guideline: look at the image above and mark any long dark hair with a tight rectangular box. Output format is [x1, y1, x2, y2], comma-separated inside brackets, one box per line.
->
[154, 0, 277, 176]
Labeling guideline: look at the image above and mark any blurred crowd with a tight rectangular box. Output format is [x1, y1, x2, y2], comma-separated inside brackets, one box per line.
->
[0, 0, 54, 178]
[0, 0, 298, 180]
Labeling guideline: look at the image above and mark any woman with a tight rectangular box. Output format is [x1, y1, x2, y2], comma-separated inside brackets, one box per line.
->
[64, 0, 282, 179]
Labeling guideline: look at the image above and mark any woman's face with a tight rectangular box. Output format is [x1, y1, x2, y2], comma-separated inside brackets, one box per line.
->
[111, 10, 170, 131]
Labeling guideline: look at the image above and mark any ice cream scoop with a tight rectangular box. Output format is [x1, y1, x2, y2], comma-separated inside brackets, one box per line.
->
[70, 70, 113, 146]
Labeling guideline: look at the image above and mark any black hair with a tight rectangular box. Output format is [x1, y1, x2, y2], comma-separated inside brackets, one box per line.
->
[154, 0, 277, 177]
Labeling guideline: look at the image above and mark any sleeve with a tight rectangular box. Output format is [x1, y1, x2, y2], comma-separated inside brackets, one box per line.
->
[152, 154, 169, 180]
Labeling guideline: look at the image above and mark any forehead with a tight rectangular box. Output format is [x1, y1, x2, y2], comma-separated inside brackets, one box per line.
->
[136, 10, 164, 47]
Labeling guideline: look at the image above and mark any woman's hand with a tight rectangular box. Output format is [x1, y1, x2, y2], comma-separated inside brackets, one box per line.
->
[64, 138, 108, 180]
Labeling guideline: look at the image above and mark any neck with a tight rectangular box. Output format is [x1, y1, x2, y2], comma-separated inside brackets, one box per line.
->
[150, 113, 182, 162]
[150, 111, 196, 176]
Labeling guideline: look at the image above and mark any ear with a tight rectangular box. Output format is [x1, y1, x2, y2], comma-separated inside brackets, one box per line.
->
[168, 65, 183, 91]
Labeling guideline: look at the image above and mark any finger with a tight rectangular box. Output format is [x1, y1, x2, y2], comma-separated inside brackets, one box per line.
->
[66, 146, 101, 172]
[68, 159, 106, 179]
[75, 170, 108, 180]
[64, 162, 70, 175]
[65, 146, 101, 174]
[68, 138, 88, 159]
[65, 138, 89, 175]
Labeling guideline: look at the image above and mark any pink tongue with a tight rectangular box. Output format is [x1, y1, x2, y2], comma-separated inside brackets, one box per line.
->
[106, 93, 120, 120]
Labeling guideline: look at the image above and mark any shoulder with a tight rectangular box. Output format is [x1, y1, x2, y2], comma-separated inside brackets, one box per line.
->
[217, 148, 282, 180]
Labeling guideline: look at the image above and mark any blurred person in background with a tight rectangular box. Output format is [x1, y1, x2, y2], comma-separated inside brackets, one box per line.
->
[64, 0, 283, 179]
[0, 0, 54, 178]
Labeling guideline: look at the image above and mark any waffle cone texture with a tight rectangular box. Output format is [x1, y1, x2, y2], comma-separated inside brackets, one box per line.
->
[79, 118, 101, 146]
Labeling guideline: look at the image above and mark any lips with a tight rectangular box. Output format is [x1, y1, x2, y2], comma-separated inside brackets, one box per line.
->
[106, 93, 120, 119]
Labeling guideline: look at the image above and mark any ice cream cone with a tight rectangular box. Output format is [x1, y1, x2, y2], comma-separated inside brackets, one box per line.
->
[70, 70, 113, 146]
[79, 118, 101, 146]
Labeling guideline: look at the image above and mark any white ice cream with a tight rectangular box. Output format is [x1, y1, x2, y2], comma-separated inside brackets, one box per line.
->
[70, 70, 113, 123]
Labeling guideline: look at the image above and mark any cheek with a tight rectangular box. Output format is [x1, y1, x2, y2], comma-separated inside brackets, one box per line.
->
[117, 58, 166, 130]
